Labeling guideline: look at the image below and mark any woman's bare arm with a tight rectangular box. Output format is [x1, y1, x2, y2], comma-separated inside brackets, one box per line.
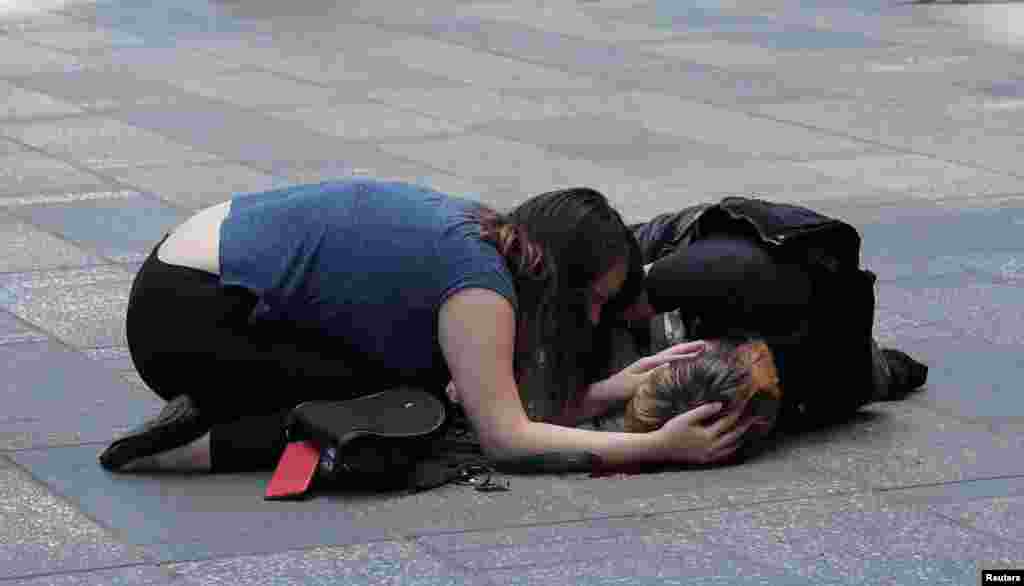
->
[438, 289, 752, 467]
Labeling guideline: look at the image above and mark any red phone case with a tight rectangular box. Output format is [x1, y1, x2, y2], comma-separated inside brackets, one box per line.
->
[264, 440, 321, 500]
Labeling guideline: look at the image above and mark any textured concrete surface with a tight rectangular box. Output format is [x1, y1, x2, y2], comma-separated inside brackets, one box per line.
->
[2, 0, 1023, 584]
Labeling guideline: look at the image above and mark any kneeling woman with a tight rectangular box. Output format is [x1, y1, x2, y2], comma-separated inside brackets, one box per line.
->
[100, 180, 755, 474]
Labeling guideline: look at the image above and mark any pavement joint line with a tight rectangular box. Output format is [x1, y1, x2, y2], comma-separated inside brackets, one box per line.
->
[1, 4, 1022, 583]
[0, 200, 161, 266]
[6, 21, 1019, 192]
[355, 13, 1024, 179]
[928, 509, 1024, 548]
[398, 487, 873, 542]
[0, 190, 140, 207]
[714, 98, 1024, 180]
[1, 453, 152, 565]
[0, 562, 168, 585]
[0, 129, 142, 189]
[0, 260, 126, 278]
[875, 472, 1024, 495]
[407, 533, 493, 578]
[135, 534, 413, 568]
[912, 400, 1024, 428]
[3, 439, 116, 453]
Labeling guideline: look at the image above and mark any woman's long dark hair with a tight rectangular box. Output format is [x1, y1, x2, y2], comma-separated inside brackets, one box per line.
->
[475, 187, 645, 421]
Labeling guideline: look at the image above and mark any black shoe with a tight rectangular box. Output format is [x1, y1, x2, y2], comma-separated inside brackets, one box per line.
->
[882, 348, 928, 397]
[99, 395, 210, 472]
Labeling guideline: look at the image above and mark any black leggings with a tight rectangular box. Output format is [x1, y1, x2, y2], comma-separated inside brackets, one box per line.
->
[126, 237, 393, 471]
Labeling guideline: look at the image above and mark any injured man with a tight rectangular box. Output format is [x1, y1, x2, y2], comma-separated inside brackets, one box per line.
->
[595, 196, 929, 457]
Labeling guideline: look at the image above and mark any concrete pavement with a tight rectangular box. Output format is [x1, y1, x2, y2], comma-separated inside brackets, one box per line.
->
[2, 0, 1023, 584]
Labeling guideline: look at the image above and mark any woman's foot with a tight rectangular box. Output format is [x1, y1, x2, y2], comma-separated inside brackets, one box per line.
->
[99, 395, 212, 472]
[882, 348, 929, 398]
[119, 433, 212, 472]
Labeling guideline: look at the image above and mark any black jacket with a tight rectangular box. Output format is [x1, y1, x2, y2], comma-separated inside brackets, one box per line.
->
[630, 196, 878, 427]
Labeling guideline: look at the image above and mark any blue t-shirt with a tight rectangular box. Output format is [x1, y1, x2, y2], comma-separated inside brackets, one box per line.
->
[219, 179, 517, 382]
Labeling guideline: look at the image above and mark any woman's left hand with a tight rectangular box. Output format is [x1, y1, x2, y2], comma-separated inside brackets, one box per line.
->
[605, 340, 707, 401]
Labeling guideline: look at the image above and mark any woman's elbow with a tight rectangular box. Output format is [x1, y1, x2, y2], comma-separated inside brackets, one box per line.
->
[475, 419, 532, 461]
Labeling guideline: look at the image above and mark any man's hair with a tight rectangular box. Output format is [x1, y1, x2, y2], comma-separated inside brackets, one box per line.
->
[625, 335, 781, 433]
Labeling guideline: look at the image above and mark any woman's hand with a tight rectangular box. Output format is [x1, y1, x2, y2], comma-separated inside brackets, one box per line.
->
[608, 340, 708, 401]
[651, 402, 759, 465]
[562, 340, 709, 425]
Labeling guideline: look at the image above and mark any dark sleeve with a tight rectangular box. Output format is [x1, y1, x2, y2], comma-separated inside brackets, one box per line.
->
[629, 213, 682, 264]
[630, 203, 711, 264]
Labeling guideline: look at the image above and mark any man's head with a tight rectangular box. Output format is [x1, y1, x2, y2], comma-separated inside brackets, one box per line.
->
[624, 336, 782, 444]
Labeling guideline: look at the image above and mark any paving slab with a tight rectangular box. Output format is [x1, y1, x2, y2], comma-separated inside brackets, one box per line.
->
[8, 20, 147, 51]
[0, 213, 103, 272]
[112, 101, 394, 172]
[648, 38, 833, 69]
[364, 37, 598, 91]
[886, 335, 1024, 423]
[652, 158, 903, 208]
[555, 450, 861, 518]
[168, 69, 348, 111]
[193, 42, 461, 94]
[450, 3, 681, 44]
[0, 340, 160, 450]
[607, 2, 784, 36]
[8, 193, 185, 262]
[267, 102, 463, 142]
[662, 493, 1024, 585]
[880, 475, 1024, 507]
[400, 15, 671, 75]
[472, 541, 815, 586]
[0, 265, 136, 349]
[605, 92, 880, 161]
[866, 249, 1024, 284]
[4, 566, 185, 586]
[62, 0, 270, 46]
[418, 516, 816, 586]
[10, 444, 597, 563]
[794, 153, 1024, 201]
[0, 36, 82, 76]
[167, 540, 485, 586]
[0, 80, 83, 120]
[860, 201, 1024, 265]
[2, 116, 217, 170]
[615, 60, 840, 106]
[472, 115, 742, 179]
[101, 162, 288, 211]
[0, 309, 47, 346]
[0, 465, 147, 580]
[378, 133, 665, 220]
[7, 68, 209, 111]
[757, 98, 1024, 174]
[369, 86, 602, 128]
[0, 147, 113, 198]
[82, 345, 135, 374]
[0, 7, 80, 32]
[877, 278, 1024, 346]
[931, 494, 1024, 545]
[785, 401, 1024, 489]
